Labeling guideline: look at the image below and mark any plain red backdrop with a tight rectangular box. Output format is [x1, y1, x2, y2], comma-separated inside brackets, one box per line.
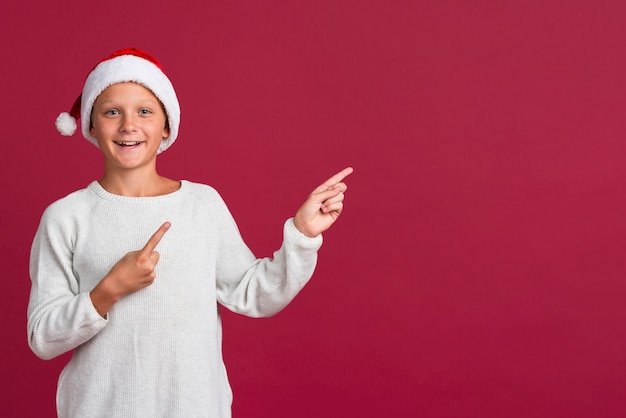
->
[2, 0, 626, 417]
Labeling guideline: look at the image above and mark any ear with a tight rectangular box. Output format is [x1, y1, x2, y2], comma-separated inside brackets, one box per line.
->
[162, 124, 170, 139]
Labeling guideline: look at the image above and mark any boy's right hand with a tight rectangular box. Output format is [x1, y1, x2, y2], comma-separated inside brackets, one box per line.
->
[89, 222, 171, 317]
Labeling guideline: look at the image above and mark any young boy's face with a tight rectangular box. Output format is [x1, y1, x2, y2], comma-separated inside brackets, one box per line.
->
[90, 82, 170, 171]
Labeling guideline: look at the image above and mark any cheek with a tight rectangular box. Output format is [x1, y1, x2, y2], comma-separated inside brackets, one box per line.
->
[89, 115, 103, 136]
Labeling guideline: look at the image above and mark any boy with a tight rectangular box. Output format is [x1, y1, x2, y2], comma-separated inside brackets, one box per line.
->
[28, 47, 352, 417]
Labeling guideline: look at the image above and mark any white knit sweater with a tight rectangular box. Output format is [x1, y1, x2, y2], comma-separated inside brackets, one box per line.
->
[27, 180, 322, 418]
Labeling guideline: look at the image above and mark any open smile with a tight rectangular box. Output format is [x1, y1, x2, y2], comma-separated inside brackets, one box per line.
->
[114, 141, 145, 148]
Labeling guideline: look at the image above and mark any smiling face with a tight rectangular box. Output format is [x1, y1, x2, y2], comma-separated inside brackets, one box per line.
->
[90, 82, 170, 173]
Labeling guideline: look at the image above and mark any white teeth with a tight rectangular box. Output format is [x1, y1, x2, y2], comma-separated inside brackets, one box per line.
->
[115, 141, 142, 146]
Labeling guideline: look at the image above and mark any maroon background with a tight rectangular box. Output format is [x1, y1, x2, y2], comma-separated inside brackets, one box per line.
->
[2, 1, 626, 417]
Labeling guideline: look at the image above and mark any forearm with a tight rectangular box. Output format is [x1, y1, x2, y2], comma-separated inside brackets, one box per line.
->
[217, 218, 322, 317]
[27, 292, 107, 360]
[89, 277, 122, 318]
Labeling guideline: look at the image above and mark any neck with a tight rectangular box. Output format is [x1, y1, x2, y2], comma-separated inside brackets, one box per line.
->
[99, 167, 179, 197]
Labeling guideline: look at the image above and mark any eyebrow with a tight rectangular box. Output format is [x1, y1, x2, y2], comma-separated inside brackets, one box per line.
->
[96, 99, 161, 108]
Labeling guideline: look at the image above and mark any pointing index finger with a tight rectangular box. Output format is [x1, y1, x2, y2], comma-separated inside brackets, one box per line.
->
[140, 222, 171, 255]
[320, 167, 354, 189]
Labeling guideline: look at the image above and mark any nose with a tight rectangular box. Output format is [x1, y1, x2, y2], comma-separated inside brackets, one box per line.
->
[120, 113, 138, 133]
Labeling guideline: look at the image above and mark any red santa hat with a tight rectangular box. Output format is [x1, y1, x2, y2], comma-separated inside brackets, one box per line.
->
[55, 47, 181, 154]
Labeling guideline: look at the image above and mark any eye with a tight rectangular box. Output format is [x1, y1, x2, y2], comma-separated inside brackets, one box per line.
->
[105, 109, 119, 116]
[139, 108, 152, 115]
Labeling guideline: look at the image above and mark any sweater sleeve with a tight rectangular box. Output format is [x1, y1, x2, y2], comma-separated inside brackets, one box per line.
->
[27, 206, 107, 360]
[213, 194, 323, 318]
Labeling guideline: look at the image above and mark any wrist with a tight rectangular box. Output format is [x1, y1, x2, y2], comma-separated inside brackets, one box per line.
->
[89, 276, 121, 318]
[293, 219, 316, 238]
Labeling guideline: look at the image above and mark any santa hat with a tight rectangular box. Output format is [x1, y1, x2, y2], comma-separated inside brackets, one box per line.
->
[55, 47, 181, 154]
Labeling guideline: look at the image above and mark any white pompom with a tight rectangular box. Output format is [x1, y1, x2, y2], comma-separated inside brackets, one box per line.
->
[55, 112, 77, 136]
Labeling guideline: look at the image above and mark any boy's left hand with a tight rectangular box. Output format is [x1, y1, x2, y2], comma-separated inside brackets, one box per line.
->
[294, 167, 353, 238]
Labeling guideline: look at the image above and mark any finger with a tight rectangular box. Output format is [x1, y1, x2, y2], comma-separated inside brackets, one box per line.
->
[317, 167, 354, 190]
[321, 201, 344, 215]
[321, 192, 345, 207]
[140, 222, 171, 256]
[310, 183, 348, 204]
[319, 182, 348, 194]
[150, 251, 160, 265]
